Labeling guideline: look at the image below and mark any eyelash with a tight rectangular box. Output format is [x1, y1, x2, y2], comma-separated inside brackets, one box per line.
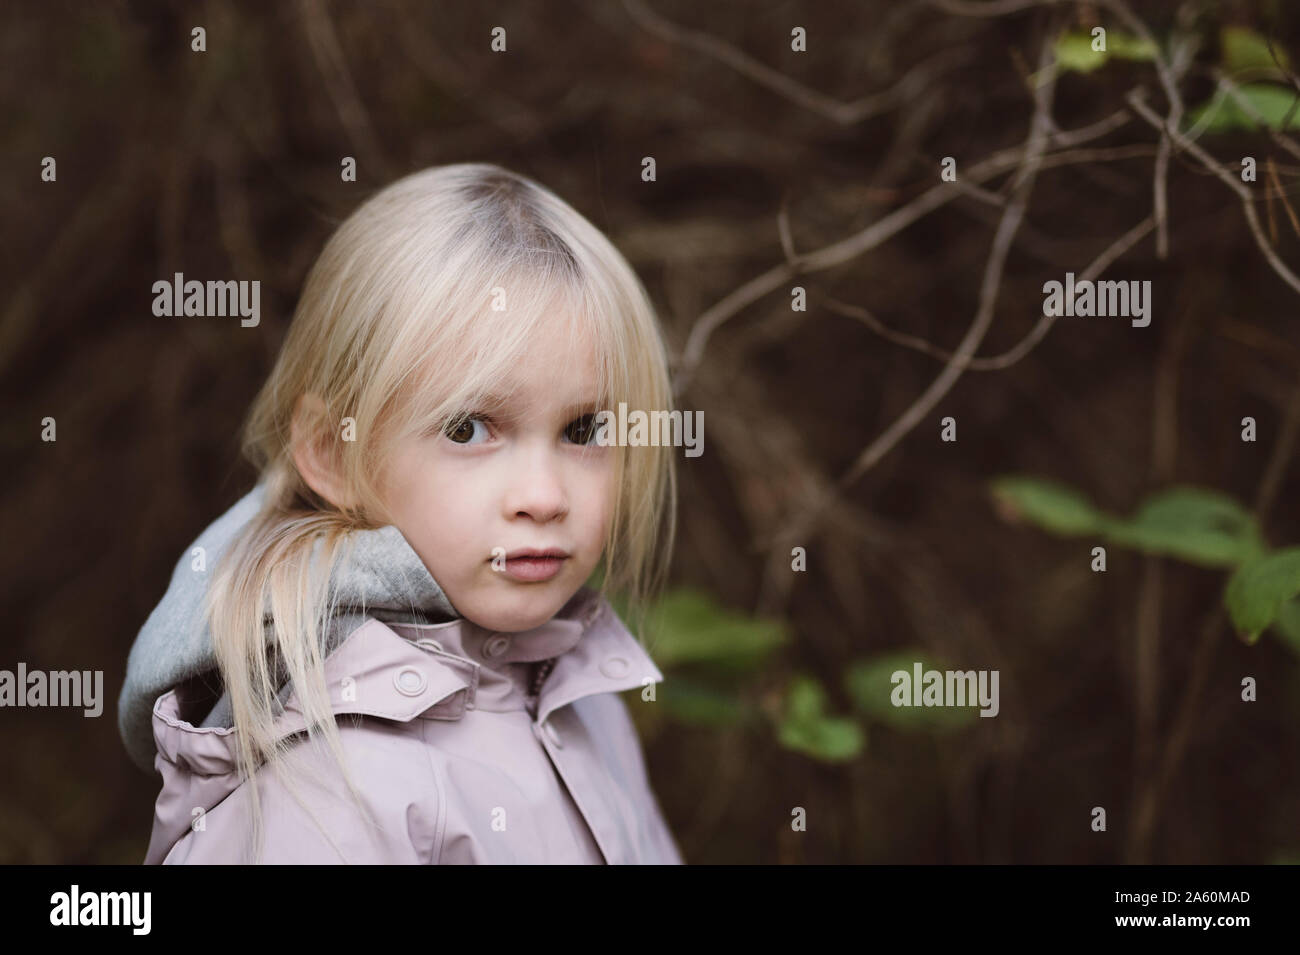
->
[441, 413, 600, 446]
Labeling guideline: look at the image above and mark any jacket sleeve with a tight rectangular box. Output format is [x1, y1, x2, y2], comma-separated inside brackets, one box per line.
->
[156, 725, 445, 865]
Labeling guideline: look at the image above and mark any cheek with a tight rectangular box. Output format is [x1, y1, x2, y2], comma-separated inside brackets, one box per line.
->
[386, 452, 481, 567]
[585, 457, 618, 541]
[415, 471, 483, 541]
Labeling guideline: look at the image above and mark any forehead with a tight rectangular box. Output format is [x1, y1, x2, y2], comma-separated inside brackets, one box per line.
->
[400, 304, 609, 420]
[491, 312, 603, 408]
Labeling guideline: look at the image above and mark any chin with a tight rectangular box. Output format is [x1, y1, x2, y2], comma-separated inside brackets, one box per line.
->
[474, 585, 569, 633]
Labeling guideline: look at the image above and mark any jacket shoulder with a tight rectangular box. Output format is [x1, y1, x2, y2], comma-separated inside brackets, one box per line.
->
[148, 619, 468, 864]
[155, 713, 447, 864]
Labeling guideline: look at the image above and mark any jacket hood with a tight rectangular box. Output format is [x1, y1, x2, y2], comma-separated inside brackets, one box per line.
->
[117, 480, 459, 774]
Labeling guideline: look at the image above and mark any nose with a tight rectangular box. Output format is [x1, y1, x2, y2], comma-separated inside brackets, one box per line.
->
[502, 445, 568, 523]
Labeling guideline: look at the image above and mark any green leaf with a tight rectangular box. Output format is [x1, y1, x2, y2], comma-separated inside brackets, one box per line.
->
[1055, 32, 1108, 73]
[992, 478, 1264, 568]
[659, 674, 752, 727]
[990, 475, 1108, 537]
[785, 675, 826, 722]
[1107, 32, 1159, 62]
[1186, 83, 1300, 133]
[1053, 30, 1156, 73]
[640, 588, 787, 670]
[777, 675, 865, 762]
[1221, 26, 1289, 77]
[1225, 547, 1300, 643]
[845, 652, 978, 731]
[1270, 597, 1300, 657]
[1103, 487, 1263, 567]
[778, 717, 864, 762]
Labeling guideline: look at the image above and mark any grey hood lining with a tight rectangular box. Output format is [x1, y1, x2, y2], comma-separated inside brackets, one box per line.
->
[116, 480, 458, 775]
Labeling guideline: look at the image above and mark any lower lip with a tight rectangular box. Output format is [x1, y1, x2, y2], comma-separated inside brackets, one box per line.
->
[501, 556, 567, 582]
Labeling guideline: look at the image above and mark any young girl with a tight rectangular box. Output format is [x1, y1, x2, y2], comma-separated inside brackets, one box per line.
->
[116, 163, 683, 864]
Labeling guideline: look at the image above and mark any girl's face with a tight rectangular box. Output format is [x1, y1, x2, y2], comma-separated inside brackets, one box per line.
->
[378, 321, 617, 633]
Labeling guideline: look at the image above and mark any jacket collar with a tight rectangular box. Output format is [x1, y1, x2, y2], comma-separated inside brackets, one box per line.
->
[151, 588, 663, 774]
[380, 587, 664, 725]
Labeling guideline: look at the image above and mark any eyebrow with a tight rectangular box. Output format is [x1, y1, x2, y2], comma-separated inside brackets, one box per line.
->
[475, 394, 604, 419]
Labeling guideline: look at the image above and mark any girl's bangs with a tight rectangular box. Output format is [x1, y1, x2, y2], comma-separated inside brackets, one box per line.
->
[385, 262, 623, 442]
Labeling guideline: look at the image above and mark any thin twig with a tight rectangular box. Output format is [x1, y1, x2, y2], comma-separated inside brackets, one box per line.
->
[1270, 156, 1300, 237]
[298, 0, 393, 181]
[624, 0, 974, 126]
[1125, 291, 1190, 864]
[674, 134, 1151, 396]
[1127, 88, 1300, 297]
[1131, 381, 1300, 857]
[1214, 71, 1300, 165]
[929, 0, 1061, 14]
[1098, 0, 1188, 258]
[776, 190, 801, 267]
[820, 214, 1154, 371]
[1266, 158, 1280, 243]
[756, 28, 1061, 599]
[1049, 106, 1132, 147]
[1255, 384, 1300, 519]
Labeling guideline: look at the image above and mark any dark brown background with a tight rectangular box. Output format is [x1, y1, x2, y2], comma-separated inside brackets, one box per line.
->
[2, 0, 1298, 864]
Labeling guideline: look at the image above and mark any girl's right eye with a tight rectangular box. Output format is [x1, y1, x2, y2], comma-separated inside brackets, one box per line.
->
[444, 416, 491, 445]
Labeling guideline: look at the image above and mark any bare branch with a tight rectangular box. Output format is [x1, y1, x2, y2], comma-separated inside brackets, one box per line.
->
[928, 0, 1062, 14]
[622, 0, 973, 126]
[674, 137, 1153, 396]
[1132, 378, 1300, 858]
[1127, 87, 1300, 297]
[756, 29, 1061, 592]
[1048, 106, 1132, 147]
[823, 213, 1155, 371]
[776, 190, 800, 268]
[1213, 70, 1300, 165]
[298, 0, 393, 180]
[1094, 0, 1189, 259]
[1268, 156, 1300, 237]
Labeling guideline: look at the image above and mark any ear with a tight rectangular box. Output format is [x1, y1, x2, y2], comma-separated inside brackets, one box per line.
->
[290, 393, 355, 510]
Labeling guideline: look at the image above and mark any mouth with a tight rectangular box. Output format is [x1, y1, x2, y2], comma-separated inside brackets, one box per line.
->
[496, 548, 570, 583]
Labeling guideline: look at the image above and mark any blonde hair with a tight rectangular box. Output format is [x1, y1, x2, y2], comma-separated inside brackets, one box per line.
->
[204, 163, 677, 862]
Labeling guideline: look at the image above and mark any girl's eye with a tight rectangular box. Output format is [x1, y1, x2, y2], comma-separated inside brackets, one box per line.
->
[445, 416, 491, 445]
[564, 413, 599, 445]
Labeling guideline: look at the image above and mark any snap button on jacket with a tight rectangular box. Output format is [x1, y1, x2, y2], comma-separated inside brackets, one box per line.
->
[145, 593, 683, 864]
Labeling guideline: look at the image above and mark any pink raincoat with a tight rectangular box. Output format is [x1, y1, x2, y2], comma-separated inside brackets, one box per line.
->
[144, 590, 683, 864]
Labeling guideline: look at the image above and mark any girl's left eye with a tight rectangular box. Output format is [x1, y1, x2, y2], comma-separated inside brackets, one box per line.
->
[563, 413, 599, 445]
[444, 416, 491, 445]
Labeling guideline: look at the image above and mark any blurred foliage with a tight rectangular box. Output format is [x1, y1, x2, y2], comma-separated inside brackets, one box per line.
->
[992, 476, 1300, 649]
[1187, 82, 1300, 132]
[1221, 24, 1291, 75]
[1053, 29, 1157, 74]
[638, 587, 787, 669]
[777, 675, 865, 762]
[1185, 25, 1300, 131]
[608, 578, 979, 761]
[846, 652, 978, 732]
[1225, 547, 1300, 644]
